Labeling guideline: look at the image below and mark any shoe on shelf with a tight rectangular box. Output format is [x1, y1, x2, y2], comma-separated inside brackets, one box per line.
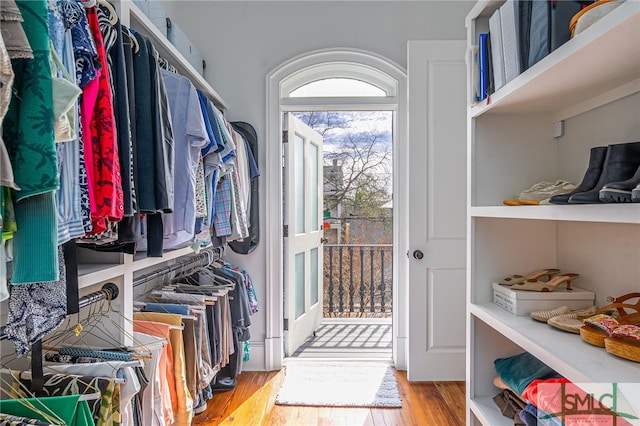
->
[580, 312, 640, 347]
[579, 293, 640, 346]
[530, 305, 573, 323]
[503, 180, 576, 206]
[545, 306, 599, 333]
[633, 182, 640, 202]
[499, 268, 561, 286]
[510, 273, 579, 292]
[550, 146, 607, 204]
[600, 163, 640, 203]
[569, 141, 640, 204]
[605, 324, 640, 362]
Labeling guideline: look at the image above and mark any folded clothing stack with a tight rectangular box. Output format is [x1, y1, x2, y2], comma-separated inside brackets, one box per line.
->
[492, 352, 634, 425]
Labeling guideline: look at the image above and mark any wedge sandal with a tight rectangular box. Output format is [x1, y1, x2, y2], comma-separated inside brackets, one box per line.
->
[580, 312, 640, 347]
[605, 325, 640, 363]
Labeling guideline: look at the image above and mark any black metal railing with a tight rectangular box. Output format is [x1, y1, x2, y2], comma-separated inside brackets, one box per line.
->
[324, 244, 392, 318]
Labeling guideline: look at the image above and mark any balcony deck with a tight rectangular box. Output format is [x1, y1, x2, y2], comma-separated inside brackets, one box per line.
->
[289, 318, 392, 360]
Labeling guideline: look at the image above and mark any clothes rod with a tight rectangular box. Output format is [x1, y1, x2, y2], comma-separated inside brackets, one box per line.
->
[133, 248, 219, 288]
[0, 282, 120, 341]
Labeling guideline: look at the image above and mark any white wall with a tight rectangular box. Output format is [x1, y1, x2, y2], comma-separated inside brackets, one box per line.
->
[161, 0, 473, 370]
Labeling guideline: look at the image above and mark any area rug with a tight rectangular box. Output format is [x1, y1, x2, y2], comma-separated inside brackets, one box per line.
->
[275, 361, 402, 407]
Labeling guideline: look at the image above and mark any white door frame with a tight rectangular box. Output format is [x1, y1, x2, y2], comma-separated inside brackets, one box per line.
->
[265, 48, 408, 371]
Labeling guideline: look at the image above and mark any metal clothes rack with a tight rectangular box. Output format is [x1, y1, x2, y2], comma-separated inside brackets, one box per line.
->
[0, 282, 120, 342]
[0, 282, 120, 393]
[133, 247, 220, 288]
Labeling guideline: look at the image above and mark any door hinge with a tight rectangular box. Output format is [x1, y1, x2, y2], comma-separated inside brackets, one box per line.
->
[283, 319, 289, 331]
[283, 225, 289, 238]
[282, 131, 288, 144]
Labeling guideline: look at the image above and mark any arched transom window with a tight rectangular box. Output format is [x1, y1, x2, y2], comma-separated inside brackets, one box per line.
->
[280, 62, 397, 99]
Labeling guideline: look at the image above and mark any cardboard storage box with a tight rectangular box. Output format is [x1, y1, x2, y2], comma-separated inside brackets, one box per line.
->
[492, 282, 595, 316]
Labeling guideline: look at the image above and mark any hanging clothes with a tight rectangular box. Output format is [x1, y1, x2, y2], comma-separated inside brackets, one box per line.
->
[130, 30, 174, 257]
[132, 323, 174, 426]
[5, 245, 67, 357]
[3, 0, 59, 284]
[157, 69, 209, 251]
[82, 0, 123, 235]
[133, 312, 192, 426]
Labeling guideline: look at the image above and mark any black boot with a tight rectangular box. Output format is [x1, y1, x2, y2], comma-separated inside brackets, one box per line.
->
[600, 162, 640, 202]
[569, 141, 640, 204]
[549, 146, 607, 204]
[632, 182, 640, 202]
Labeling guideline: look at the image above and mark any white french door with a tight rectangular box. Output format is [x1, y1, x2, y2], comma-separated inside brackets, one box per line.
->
[283, 113, 324, 357]
[406, 40, 467, 380]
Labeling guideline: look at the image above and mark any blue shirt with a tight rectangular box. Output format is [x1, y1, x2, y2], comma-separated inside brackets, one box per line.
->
[160, 69, 210, 250]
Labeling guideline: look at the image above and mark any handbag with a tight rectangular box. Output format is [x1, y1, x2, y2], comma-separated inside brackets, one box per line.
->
[0, 394, 95, 425]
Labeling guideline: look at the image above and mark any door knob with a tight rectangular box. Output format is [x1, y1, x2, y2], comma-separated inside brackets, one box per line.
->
[413, 250, 424, 260]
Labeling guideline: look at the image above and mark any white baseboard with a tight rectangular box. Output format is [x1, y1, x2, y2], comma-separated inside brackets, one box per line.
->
[394, 336, 407, 371]
[242, 337, 283, 371]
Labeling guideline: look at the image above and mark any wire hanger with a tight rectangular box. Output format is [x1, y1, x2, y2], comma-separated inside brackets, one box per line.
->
[123, 27, 139, 54]
[97, 0, 118, 25]
[42, 294, 152, 361]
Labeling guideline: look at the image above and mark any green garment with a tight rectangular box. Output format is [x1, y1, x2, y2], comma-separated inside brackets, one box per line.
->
[11, 191, 59, 283]
[0, 394, 95, 426]
[2, 0, 59, 283]
[3, 0, 58, 198]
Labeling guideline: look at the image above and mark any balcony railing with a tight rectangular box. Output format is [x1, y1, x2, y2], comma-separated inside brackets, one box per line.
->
[324, 244, 393, 318]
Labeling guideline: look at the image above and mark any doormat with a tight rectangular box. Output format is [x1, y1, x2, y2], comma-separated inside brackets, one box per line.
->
[275, 361, 402, 407]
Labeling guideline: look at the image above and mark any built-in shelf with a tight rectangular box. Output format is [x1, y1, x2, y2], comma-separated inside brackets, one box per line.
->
[469, 397, 512, 426]
[470, 205, 640, 224]
[466, 1, 640, 424]
[470, 303, 640, 385]
[469, 1, 640, 118]
[125, 2, 226, 111]
[78, 264, 126, 288]
[131, 246, 201, 271]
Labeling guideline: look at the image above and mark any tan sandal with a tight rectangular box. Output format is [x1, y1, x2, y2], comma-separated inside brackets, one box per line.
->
[546, 306, 598, 333]
[499, 268, 561, 286]
[510, 273, 579, 292]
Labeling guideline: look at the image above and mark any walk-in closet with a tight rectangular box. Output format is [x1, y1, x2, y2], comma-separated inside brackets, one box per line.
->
[1, 0, 259, 423]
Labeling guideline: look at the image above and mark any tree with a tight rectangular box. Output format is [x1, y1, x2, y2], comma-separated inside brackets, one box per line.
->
[293, 111, 392, 219]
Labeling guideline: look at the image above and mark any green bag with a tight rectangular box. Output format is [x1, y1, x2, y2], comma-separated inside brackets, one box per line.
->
[0, 394, 95, 426]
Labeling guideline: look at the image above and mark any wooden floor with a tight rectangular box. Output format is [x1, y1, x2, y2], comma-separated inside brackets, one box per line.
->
[193, 369, 466, 425]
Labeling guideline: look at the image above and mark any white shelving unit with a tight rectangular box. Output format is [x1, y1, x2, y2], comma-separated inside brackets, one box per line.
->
[465, 1, 640, 424]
